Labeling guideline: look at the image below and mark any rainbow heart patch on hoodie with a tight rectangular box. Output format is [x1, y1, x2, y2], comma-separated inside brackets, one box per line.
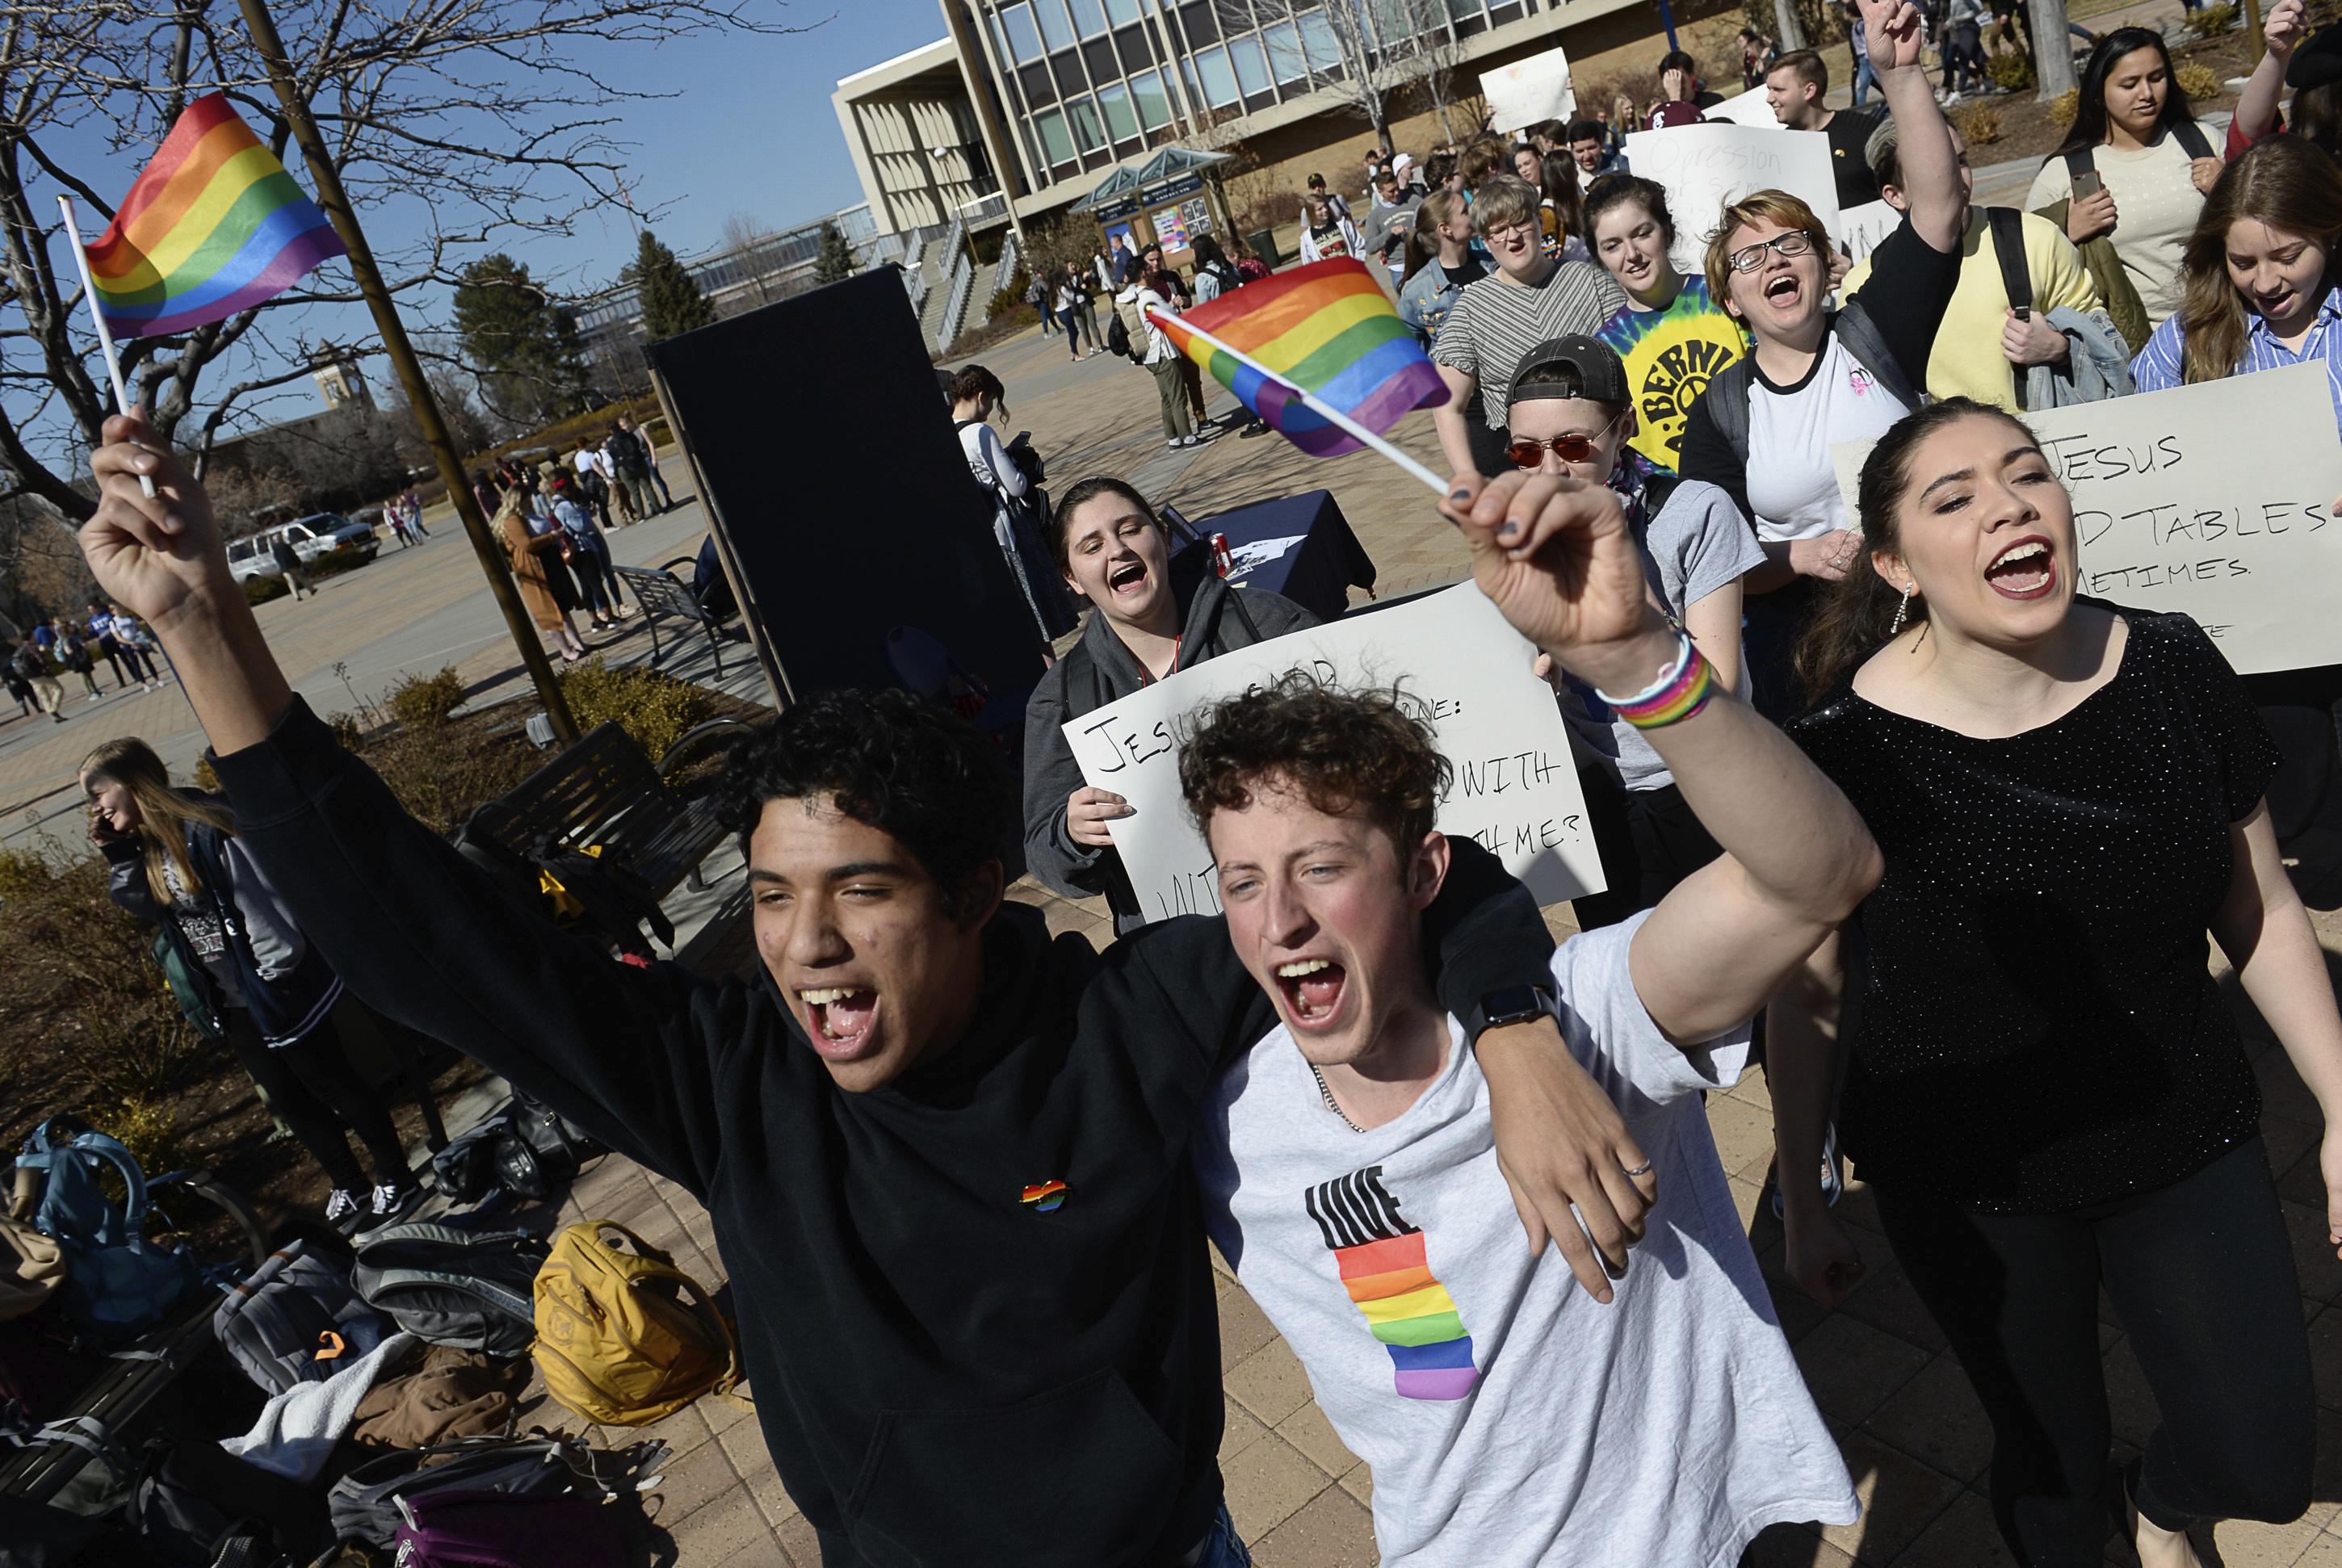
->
[1021, 1180, 1068, 1213]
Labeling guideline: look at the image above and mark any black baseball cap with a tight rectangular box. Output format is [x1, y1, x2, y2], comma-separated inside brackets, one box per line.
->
[1507, 335, 1631, 409]
[2289, 22, 2342, 89]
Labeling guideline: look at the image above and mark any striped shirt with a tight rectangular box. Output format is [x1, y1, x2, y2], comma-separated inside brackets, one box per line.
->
[2131, 283, 2342, 431]
[1430, 259, 1629, 431]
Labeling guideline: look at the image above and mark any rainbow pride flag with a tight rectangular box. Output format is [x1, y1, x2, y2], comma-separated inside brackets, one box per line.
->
[1149, 258, 1446, 457]
[1335, 1231, 1479, 1401]
[83, 94, 345, 340]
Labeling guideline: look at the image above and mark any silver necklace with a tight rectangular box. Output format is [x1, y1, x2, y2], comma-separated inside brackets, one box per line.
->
[1308, 1062, 1367, 1134]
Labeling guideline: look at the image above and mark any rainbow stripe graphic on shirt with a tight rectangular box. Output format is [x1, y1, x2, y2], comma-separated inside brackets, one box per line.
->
[1305, 1166, 1477, 1401]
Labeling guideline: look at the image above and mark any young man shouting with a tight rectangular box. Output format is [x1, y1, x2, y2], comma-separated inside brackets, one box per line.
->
[78, 414, 1650, 1568]
[1182, 465, 1882, 1565]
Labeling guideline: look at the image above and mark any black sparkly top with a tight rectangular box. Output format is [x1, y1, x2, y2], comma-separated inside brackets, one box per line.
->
[1787, 604, 2280, 1213]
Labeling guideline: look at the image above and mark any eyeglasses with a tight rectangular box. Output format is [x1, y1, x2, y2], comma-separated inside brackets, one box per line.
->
[1726, 231, 1819, 273]
[1505, 410, 1628, 470]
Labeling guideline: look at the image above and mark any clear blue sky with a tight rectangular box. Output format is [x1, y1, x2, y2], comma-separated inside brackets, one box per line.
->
[518, 0, 951, 291]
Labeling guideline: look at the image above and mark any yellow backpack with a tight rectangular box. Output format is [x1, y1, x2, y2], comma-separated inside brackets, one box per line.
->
[531, 1220, 742, 1426]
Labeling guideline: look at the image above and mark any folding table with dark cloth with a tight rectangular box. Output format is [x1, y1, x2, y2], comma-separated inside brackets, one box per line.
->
[1166, 489, 1377, 623]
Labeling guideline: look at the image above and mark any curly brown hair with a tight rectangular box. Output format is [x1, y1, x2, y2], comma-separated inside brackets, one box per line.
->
[1178, 673, 1450, 859]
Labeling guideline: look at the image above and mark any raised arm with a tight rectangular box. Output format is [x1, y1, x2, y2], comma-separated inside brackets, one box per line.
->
[2232, 0, 2306, 145]
[1865, 0, 1965, 253]
[82, 412, 728, 1190]
[1438, 469, 1882, 1046]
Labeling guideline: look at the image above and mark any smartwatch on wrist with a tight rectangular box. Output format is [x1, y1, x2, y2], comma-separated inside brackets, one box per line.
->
[1465, 983, 1559, 1043]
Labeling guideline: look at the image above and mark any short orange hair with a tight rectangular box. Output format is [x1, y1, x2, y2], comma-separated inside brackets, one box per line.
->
[1703, 189, 1830, 307]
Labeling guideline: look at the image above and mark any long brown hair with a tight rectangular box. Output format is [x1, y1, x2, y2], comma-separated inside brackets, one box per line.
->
[1402, 191, 1463, 283]
[1539, 150, 1585, 249]
[1794, 398, 2038, 701]
[80, 736, 238, 908]
[2176, 137, 2342, 384]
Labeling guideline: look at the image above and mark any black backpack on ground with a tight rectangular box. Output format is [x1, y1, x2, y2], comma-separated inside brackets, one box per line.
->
[431, 1094, 603, 1206]
[127, 1439, 326, 1566]
[325, 1432, 669, 1550]
[349, 1224, 548, 1357]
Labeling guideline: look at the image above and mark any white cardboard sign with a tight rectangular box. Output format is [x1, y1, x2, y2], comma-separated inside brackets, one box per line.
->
[1826, 359, 2342, 676]
[1701, 89, 1785, 128]
[1061, 585, 1604, 924]
[1623, 123, 1841, 275]
[1480, 45, 1575, 133]
[1836, 198, 1900, 264]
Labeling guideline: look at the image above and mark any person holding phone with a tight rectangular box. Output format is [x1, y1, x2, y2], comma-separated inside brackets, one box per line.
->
[2027, 27, 2228, 337]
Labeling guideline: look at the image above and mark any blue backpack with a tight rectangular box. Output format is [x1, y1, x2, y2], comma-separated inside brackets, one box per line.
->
[16, 1122, 201, 1344]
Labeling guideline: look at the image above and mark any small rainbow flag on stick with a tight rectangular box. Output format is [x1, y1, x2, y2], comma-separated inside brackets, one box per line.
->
[77, 93, 346, 341]
[1144, 258, 1450, 493]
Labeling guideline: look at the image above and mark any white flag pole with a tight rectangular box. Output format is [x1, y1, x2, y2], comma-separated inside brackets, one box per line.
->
[1144, 306, 1453, 497]
[57, 194, 157, 498]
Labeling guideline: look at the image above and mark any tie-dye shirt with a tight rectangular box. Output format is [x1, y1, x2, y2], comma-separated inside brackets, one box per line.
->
[1595, 275, 1748, 474]
[1192, 922, 1857, 1567]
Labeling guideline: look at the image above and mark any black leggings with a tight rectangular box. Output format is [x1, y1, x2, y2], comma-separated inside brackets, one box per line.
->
[1874, 1138, 2313, 1564]
[223, 1005, 409, 1193]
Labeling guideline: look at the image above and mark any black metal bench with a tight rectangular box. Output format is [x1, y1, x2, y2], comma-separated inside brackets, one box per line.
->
[615, 555, 737, 678]
[455, 721, 732, 952]
[0, 1171, 269, 1507]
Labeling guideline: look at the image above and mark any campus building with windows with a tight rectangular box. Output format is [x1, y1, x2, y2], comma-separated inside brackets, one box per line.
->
[835, 0, 1727, 248]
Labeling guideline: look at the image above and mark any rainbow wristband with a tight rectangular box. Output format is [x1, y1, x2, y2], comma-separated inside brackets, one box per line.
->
[1594, 632, 1716, 730]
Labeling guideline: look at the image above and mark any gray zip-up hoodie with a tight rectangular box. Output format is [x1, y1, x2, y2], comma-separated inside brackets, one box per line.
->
[1022, 573, 1320, 931]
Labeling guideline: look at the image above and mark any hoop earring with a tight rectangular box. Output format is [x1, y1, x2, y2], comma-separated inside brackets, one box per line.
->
[1890, 583, 1914, 635]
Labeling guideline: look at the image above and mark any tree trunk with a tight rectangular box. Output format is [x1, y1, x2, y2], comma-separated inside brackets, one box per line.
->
[1774, 0, 1809, 52]
[2030, 0, 2077, 98]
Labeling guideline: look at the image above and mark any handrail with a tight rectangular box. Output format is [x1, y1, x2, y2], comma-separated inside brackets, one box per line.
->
[937, 252, 975, 351]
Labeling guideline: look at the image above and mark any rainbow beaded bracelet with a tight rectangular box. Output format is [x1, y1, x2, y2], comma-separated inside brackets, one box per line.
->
[1593, 631, 1716, 731]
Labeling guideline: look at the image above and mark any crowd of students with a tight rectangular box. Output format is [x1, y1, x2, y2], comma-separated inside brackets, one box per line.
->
[40, 0, 2342, 1562]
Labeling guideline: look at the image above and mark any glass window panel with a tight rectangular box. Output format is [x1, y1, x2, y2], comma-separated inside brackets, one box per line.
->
[1299, 10, 1341, 67]
[1098, 80, 1140, 140]
[1179, 54, 1202, 107]
[1068, 0, 1109, 35]
[1131, 69, 1173, 128]
[1001, 4, 1044, 62]
[1105, 0, 1142, 19]
[1035, 107, 1075, 165]
[1228, 34, 1270, 95]
[1195, 45, 1239, 105]
[1034, 0, 1076, 52]
[1068, 95, 1107, 152]
[1263, 20, 1308, 80]
[988, 10, 1011, 64]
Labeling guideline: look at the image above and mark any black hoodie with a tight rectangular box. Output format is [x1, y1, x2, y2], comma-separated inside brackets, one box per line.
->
[211, 699, 1554, 1568]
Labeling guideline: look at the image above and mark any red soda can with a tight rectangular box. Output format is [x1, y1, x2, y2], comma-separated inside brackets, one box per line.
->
[1210, 533, 1232, 578]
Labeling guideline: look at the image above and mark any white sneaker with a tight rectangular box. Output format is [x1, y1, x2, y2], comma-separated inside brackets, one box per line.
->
[324, 1188, 361, 1226]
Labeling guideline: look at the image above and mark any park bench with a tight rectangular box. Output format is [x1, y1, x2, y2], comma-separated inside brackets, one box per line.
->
[0, 1170, 270, 1509]
[454, 718, 748, 954]
[614, 554, 738, 679]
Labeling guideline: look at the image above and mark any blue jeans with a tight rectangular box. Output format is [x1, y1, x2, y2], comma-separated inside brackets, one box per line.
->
[1852, 55, 1878, 105]
[1193, 1503, 1253, 1567]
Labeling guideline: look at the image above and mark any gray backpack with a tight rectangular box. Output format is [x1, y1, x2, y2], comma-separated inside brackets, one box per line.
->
[212, 1239, 387, 1395]
[349, 1223, 548, 1357]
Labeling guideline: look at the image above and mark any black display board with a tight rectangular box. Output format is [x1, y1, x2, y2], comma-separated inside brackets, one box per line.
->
[645, 270, 1042, 711]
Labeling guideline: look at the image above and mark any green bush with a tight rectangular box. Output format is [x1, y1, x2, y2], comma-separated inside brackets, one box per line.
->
[2187, 1, 2237, 36]
[89, 1094, 187, 1185]
[1985, 51, 2034, 92]
[2047, 87, 2080, 128]
[0, 843, 56, 905]
[2176, 61, 2222, 100]
[387, 666, 466, 729]
[1954, 104, 2004, 145]
[241, 574, 288, 607]
[559, 658, 718, 764]
[988, 267, 1032, 323]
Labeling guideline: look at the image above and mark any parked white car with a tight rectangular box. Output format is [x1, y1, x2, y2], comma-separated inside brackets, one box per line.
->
[225, 513, 380, 583]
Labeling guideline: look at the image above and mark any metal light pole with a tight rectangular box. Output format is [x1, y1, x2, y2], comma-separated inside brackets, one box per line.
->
[231, 0, 580, 743]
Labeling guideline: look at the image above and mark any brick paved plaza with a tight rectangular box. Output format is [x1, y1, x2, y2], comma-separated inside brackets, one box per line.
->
[6, 314, 2338, 1566]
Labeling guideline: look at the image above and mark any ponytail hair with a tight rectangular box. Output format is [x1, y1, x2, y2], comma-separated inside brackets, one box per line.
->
[1402, 191, 1461, 283]
[1794, 398, 2038, 701]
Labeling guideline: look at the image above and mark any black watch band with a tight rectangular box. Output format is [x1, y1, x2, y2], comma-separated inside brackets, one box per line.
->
[1465, 983, 1558, 1042]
